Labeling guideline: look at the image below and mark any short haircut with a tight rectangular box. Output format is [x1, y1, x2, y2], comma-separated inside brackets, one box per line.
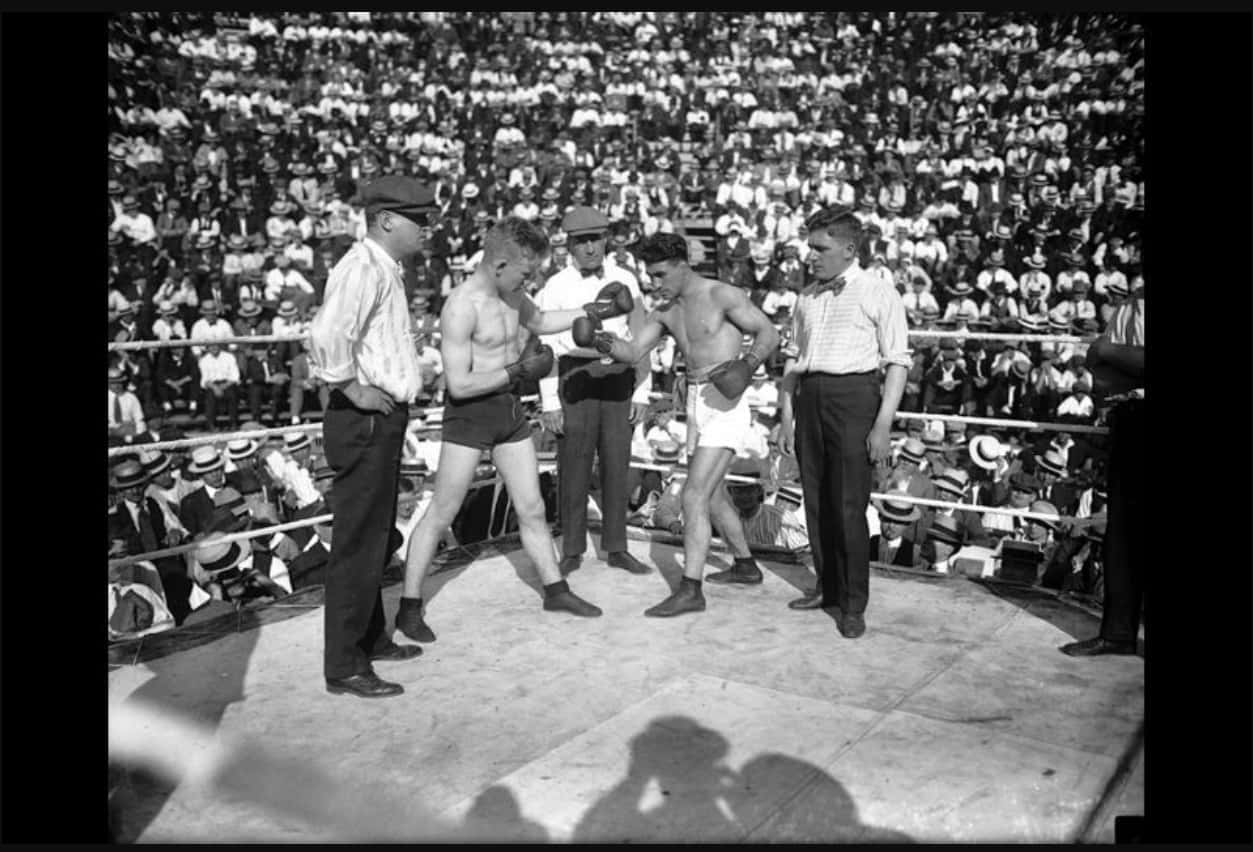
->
[805, 206, 864, 246]
[483, 216, 550, 264]
[637, 233, 689, 266]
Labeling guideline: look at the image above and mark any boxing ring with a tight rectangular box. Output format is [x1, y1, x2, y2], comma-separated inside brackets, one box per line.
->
[108, 328, 1142, 843]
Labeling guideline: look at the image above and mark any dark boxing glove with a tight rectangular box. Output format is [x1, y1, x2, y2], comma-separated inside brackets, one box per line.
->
[583, 281, 634, 321]
[505, 338, 555, 383]
[572, 315, 620, 356]
[706, 354, 761, 401]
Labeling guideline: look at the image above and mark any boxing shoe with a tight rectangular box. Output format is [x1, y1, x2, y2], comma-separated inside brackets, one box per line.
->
[368, 641, 423, 662]
[644, 578, 706, 617]
[395, 596, 436, 643]
[542, 581, 602, 617]
[607, 551, 651, 574]
[788, 584, 827, 610]
[559, 554, 582, 576]
[705, 557, 763, 585]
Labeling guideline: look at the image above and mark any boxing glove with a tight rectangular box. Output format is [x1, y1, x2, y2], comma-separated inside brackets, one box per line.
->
[505, 339, 555, 383]
[706, 356, 758, 401]
[572, 315, 620, 356]
[583, 281, 634, 320]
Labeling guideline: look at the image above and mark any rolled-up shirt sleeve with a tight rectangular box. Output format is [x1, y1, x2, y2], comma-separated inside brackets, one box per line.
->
[308, 259, 379, 384]
[873, 279, 913, 370]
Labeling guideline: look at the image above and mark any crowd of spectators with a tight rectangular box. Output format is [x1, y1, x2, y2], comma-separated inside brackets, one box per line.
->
[108, 12, 1141, 637]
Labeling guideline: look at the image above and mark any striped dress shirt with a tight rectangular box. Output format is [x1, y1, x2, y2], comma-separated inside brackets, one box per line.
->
[1104, 294, 1145, 400]
[308, 237, 423, 404]
[787, 262, 912, 375]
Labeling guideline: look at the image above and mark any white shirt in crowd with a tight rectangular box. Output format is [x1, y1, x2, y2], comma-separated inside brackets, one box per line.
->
[198, 351, 241, 387]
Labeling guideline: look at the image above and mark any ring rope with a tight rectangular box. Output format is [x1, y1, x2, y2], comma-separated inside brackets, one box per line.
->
[107, 328, 1095, 353]
[890, 410, 1109, 436]
[108, 469, 1094, 569]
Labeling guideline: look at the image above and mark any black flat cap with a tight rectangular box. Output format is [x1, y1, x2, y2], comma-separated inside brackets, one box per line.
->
[357, 175, 436, 222]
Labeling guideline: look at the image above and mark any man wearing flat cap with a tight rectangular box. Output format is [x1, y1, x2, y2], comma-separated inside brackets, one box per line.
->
[307, 175, 434, 698]
[533, 206, 653, 578]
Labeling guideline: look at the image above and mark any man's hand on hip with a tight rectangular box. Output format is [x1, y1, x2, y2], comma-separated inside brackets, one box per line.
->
[345, 381, 396, 415]
[629, 402, 648, 425]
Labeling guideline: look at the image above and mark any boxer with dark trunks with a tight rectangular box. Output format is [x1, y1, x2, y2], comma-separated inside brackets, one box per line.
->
[394, 217, 635, 642]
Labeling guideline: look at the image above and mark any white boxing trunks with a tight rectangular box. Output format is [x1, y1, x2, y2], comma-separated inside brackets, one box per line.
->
[684, 378, 752, 456]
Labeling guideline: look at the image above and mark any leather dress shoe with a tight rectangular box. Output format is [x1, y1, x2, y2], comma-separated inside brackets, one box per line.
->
[559, 555, 582, 576]
[607, 551, 651, 574]
[326, 671, 404, 698]
[1059, 636, 1138, 657]
[644, 583, 706, 617]
[706, 558, 763, 585]
[838, 612, 866, 639]
[788, 587, 826, 610]
[368, 641, 423, 662]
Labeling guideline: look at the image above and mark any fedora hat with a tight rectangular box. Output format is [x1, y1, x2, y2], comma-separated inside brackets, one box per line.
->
[187, 445, 225, 475]
[276, 300, 299, 318]
[926, 514, 963, 547]
[198, 299, 220, 315]
[1011, 356, 1033, 379]
[873, 492, 921, 524]
[1023, 253, 1045, 270]
[226, 233, 248, 251]
[111, 459, 149, 490]
[968, 435, 1007, 471]
[237, 299, 262, 319]
[227, 438, 259, 461]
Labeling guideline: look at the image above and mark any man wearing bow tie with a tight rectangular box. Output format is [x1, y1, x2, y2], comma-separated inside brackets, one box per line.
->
[777, 207, 911, 639]
[534, 206, 653, 578]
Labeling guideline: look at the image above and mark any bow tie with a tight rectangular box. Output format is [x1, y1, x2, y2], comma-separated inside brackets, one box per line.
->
[580, 266, 603, 279]
[813, 275, 847, 296]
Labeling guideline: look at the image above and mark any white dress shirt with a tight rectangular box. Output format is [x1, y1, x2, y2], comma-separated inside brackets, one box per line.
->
[790, 262, 912, 375]
[198, 351, 241, 387]
[108, 390, 146, 434]
[534, 264, 651, 412]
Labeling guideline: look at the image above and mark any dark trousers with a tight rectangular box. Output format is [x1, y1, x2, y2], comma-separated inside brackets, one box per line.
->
[322, 391, 408, 680]
[247, 381, 285, 421]
[794, 372, 881, 615]
[1099, 399, 1145, 643]
[203, 385, 240, 429]
[556, 356, 634, 557]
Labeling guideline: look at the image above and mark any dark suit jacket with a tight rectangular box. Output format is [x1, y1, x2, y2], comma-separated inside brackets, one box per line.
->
[870, 535, 916, 567]
[921, 508, 991, 548]
[178, 487, 217, 540]
[109, 497, 170, 558]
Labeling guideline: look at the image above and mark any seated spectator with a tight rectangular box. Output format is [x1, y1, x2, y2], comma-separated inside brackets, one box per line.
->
[151, 300, 188, 343]
[1057, 377, 1095, 423]
[921, 341, 970, 415]
[286, 336, 327, 425]
[916, 514, 963, 575]
[108, 367, 150, 447]
[924, 468, 991, 547]
[982, 470, 1041, 541]
[154, 343, 199, 415]
[198, 342, 241, 430]
[870, 493, 922, 567]
[189, 298, 234, 357]
[191, 531, 290, 607]
[760, 273, 797, 320]
[738, 482, 810, 554]
[240, 342, 288, 423]
[109, 459, 193, 624]
[179, 445, 229, 538]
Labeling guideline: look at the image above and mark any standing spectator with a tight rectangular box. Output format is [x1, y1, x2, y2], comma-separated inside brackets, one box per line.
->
[535, 206, 653, 577]
[778, 207, 911, 638]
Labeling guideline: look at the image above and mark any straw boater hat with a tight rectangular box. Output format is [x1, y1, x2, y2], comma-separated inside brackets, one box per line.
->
[968, 435, 1008, 471]
[873, 492, 921, 524]
[276, 300, 299, 318]
[927, 514, 964, 547]
[652, 439, 681, 464]
[194, 532, 250, 580]
[111, 459, 149, 490]
[187, 446, 225, 476]
[775, 483, 803, 510]
[139, 449, 173, 478]
[933, 468, 971, 498]
[1036, 448, 1067, 477]
[1027, 500, 1060, 532]
[237, 299, 263, 319]
[227, 438, 260, 461]
[284, 432, 311, 453]
[898, 437, 927, 465]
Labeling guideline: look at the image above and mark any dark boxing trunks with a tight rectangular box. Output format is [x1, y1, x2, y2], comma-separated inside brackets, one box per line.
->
[442, 386, 533, 451]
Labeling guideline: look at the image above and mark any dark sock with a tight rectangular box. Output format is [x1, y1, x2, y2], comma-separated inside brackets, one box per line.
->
[543, 580, 569, 597]
[733, 556, 758, 568]
[680, 577, 702, 592]
[399, 596, 423, 611]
